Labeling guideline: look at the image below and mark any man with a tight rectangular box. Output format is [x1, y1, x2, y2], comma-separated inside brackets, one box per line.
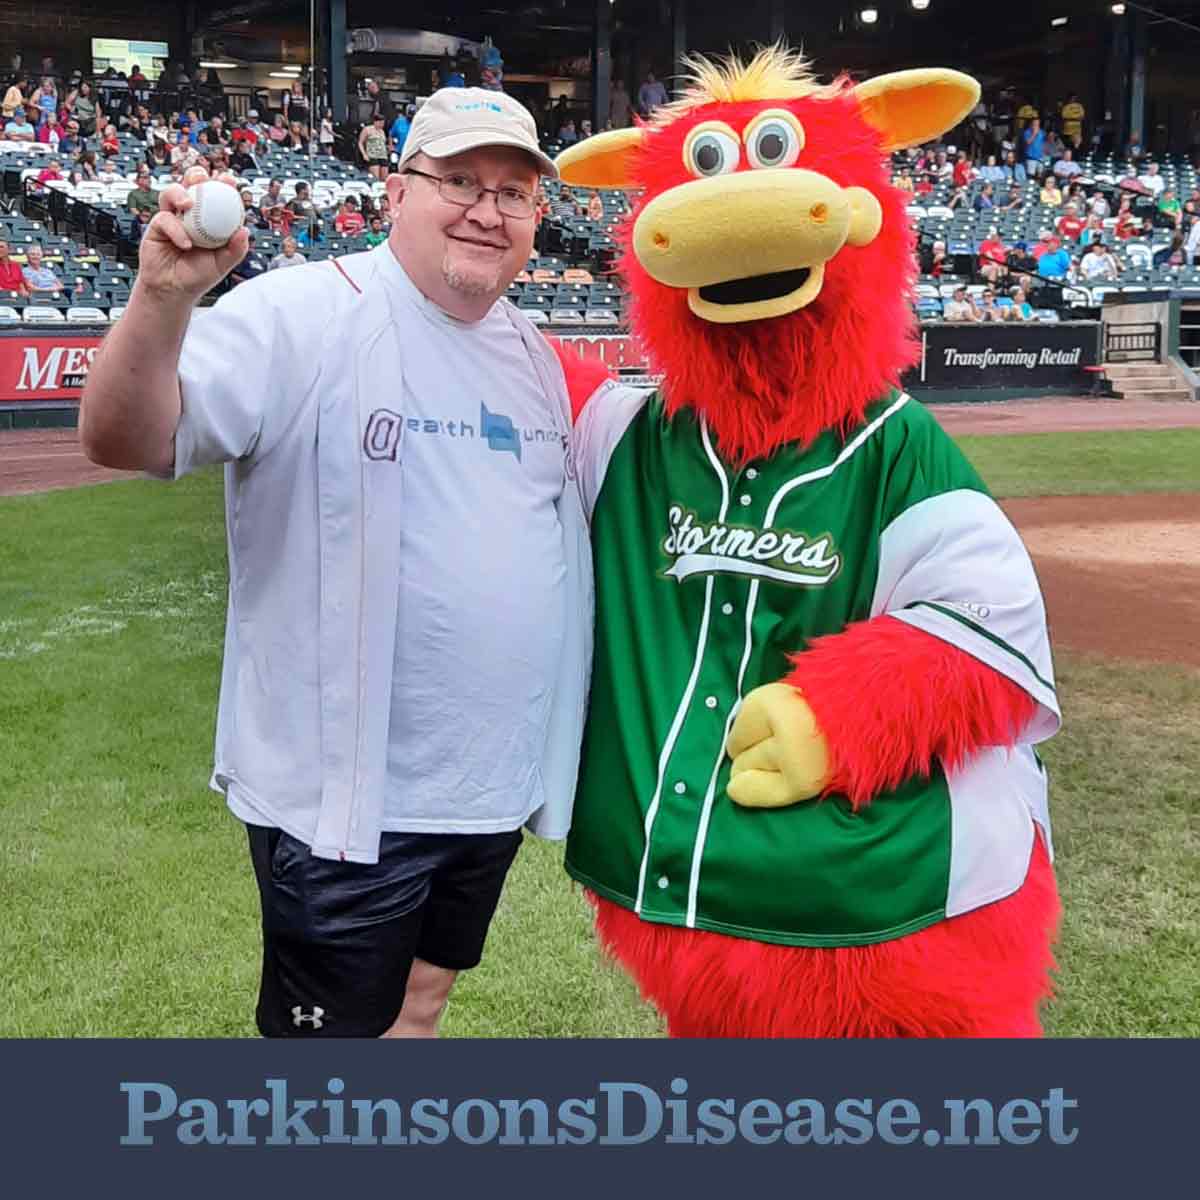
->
[609, 78, 632, 129]
[1137, 161, 1165, 197]
[638, 70, 668, 118]
[5, 106, 36, 142]
[229, 139, 257, 176]
[1001, 149, 1026, 186]
[334, 196, 365, 236]
[0, 239, 31, 297]
[1021, 117, 1045, 177]
[269, 235, 306, 268]
[1060, 93, 1085, 149]
[1053, 147, 1081, 183]
[978, 154, 1005, 185]
[952, 150, 973, 189]
[1035, 233, 1071, 279]
[1015, 97, 1038, 135]
[78, 87, 588, 1039]
[972, 182, 995, 213]
[389, 106, 411, 160]
[229, 232, 269, 285]
[365, 215, 387, 247]
[21, 245, 63, 295]
[288, 181, 318, 237]
[942, 285, 978, 322]
[1056, 203, 1085, 243]
[978, 227, 1007, 284]
[1080, 240, 1117, 282]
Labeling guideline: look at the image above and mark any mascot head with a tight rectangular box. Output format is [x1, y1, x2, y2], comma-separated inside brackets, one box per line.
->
[557, 46, 978, 459]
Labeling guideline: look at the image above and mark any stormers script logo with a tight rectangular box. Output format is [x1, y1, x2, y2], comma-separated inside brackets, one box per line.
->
[661, 505, 842, 586]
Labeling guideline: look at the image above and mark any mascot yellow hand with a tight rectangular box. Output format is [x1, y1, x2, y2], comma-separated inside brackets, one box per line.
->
[726, 682, 832, 808]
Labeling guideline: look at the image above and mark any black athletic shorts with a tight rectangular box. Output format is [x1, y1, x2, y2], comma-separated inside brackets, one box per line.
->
[246, 824, 523, 1038]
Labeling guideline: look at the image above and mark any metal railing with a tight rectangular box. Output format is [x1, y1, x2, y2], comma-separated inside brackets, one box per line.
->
[1104, 321, 1162, 362]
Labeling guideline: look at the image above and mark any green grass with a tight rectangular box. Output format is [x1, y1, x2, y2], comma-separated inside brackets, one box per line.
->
[0, 432, 1196, 1037]
[955, 428, 1200, 498]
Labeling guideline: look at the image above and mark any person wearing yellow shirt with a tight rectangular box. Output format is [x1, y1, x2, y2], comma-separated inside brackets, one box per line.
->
[1015, 100, 1038, 134]
[1060, 95, 1085, 148]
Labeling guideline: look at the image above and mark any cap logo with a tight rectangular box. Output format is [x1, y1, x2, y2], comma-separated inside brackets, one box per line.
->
[455, 101, 504, 114]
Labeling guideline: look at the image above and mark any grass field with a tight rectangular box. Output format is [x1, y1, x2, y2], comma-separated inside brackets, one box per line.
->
[1, 429, 1197, 1037]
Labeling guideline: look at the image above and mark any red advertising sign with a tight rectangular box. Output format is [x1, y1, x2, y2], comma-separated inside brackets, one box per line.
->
[554, 333, 649, 374]
[0, 334, 104, 402]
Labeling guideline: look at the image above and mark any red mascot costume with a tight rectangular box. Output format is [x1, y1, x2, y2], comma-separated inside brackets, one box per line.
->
[550, 46, 1062, 1038]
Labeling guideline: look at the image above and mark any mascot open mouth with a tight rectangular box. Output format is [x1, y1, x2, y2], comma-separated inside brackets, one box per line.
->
[698, 268, 811, 306]
[688, 263, 826, 324]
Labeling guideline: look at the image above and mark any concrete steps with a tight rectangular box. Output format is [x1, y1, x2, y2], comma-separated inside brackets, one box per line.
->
[1103, 362, 1195, 401]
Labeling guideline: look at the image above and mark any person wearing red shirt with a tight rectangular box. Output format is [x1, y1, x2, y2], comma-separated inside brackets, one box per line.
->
[334, 197, 366, 236]
[0, 239, 31, 296]
[1056, 204, 1085, 242]
[1114, 201, 1138, 240]
[978, 227, 1008, 284]
[952, 150, 973, 190]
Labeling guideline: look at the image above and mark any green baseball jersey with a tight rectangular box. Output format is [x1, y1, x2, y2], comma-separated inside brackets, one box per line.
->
[567, 386, 1059, 948]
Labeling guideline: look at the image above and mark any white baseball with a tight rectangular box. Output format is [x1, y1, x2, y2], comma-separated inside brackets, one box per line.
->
[180, 181, 243, 249]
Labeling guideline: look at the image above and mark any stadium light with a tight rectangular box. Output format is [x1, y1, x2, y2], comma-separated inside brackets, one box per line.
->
[268, 71, 298, 78]
[911, 0, 931, 10]
[1050, 15, 1068, 25]
[1111, 2, 1126, 11]
[860, 7, 879, 23]
[199, 61, 239, 69]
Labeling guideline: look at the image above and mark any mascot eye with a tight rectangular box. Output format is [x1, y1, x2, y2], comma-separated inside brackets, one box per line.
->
[744, 110, 805, 170]
[683, 126, 741, 178]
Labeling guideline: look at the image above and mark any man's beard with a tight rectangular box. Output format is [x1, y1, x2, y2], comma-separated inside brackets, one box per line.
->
[442, 252, 504, 297]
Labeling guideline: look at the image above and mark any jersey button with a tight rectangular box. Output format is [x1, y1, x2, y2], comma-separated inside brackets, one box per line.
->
[704, 695, 718, 709]
[673, 781, 687, 795]
[657, 876, 669, 889]
[721, 602, 734, 616]
[739, 494, 752, 506]
[746, 468, 759, 480]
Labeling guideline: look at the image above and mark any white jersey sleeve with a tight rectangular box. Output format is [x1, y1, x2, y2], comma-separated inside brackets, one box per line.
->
[571, 380, 653, 519]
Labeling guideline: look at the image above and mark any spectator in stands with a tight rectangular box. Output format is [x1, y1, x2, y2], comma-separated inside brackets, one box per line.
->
[978, 227, 1008, 284]
[97, 154, 121, 184]
[952, 150, 973, 189]
[1126, 130, 1144, 162]
[269, 235, 306, 269]
[1079, 240, 1114, 281]
[36, 110, 65, 147]
[638, 70, 668, 118]
[1001, 149, 1026, 185]
[1043, 128, 1066, 166]
[239, 187, 266, 229]
[943, 286, 979, 322]
[610, 78, 632, 128]
[1007, 287, 1033, 321]
[262, 177, 285, 216]
[229, 232, 268, 286]
[334, 196, 366, 236]
[975, 286, 1003, 321]
[268, 113, 288, 144]
[208, 146, 232, 176]
[32, 76, 57, 122]
[978, 154, 1005, 185]
[319, 109, 337, 156]
[1137, 161, 1165, 197]
[894, 166, 914, 192]
[1060, 94, 1085, 149]
[21, 245, 63, 295]
[1078, 214, 1105, 247]
[207, 115, 230, 146]
[288, 181, 318, 234]
[127, 166, 157, 213]
[283, 81, 310, 128]
[364, 78, 392, 124]
[1052, 147, 1081, 183]
[1157, 187, 1182, 229]
[558, 119, 579, 147]
[1021, 117, 1045, 177]
[1056, 203, 1085, 242]
[5, 106, 35, 141]
[131, 206, 153, 245]
[972, 182, 995, 213]
[0, 239, 30, 297]
[75, 151, 98, 180]
[1088, 190, 1110, 219]
[2, 75, 27, 121]
[284, 121, 309, 152]
[365, 215, 388, 247]
[245, 110, 268, 142]
[72, 80, 98, 135]
[1039, 176, 1062, 207]
[1154, 233, 1187, 269]
[57, 117, 81, 157]
[999, 182, 1025, 212]
[931, 149, 952, 180]
[587, 191, 604, 222]
[359, 113, 389, 181]
[229, 140, 257, 175]
[34, 156, 62, 188]
[1185, 216, 1200, 264]
[1035, 233, 1071, 279]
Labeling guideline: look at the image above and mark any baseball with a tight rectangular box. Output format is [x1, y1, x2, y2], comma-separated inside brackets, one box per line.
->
[180, 181, 244, 249]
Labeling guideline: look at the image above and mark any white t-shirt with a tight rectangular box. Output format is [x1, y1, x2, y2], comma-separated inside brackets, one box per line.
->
[1138, 172, 1165, 197]
[375, 250, 569, 832]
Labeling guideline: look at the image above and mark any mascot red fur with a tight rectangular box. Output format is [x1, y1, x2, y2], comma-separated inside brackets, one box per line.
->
[550, 46, 1062, 1037]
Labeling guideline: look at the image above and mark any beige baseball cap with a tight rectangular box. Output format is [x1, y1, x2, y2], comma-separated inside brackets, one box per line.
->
[398, 87, 558, 178]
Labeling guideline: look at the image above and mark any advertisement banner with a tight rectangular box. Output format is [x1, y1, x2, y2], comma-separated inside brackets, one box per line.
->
[554, 333, 650, 375]
[917, 322, 1100, 389]
[0, 334, 104, 402]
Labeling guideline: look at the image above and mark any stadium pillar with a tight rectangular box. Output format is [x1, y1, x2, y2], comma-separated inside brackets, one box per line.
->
[671, 0, 688, 97]
[593, 0, 612, 135]
[320, 0, 348, 125]
[1128, 8, 1147, 155]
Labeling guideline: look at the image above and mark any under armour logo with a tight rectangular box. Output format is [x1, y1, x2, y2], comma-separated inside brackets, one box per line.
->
[292, 1005, 325, 1029]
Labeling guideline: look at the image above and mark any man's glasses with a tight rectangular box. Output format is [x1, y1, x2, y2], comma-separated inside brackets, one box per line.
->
[404, 168, 536, 219]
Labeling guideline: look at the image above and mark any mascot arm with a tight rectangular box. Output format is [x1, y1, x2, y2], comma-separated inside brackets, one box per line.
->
[729, 489, 1057, 811]
[545, 335, 614, 422]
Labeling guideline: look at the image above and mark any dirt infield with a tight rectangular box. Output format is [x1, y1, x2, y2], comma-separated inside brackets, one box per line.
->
[0, 428, 134, 496]
[1003, 492, 1199, 669]
[1, 402, 1196, 668]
